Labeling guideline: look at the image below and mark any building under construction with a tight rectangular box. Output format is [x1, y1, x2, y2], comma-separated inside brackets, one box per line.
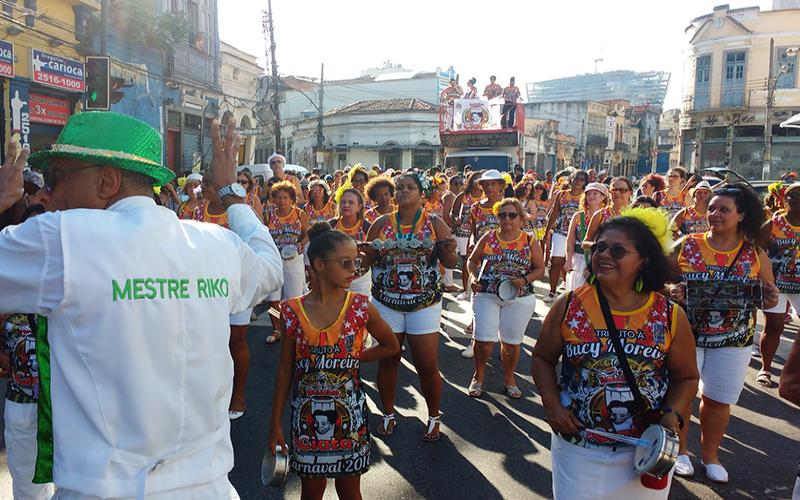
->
[526, 70, 671, 106]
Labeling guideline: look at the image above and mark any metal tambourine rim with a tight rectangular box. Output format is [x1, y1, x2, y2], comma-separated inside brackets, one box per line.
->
[496, 279, 519, 301]
[261, 445, 290, 487]
[633, 425, 679, 477]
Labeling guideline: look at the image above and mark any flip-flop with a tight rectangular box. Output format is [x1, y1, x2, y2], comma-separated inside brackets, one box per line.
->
[423, 414, 442, 442]
[756, 370, 772, 387]
[265, 330, 281, 344]
[375, 413, 396, 437]
[505, 385, 523, 399]
[468, 379, 483, 397]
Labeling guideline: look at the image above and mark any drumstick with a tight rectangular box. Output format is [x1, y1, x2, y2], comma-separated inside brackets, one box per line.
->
[584, 428, 651, 447]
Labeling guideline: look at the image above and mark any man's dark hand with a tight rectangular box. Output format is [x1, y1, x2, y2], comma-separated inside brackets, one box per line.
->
[0, 139, 28, 214]
[205, 117, 241, 193]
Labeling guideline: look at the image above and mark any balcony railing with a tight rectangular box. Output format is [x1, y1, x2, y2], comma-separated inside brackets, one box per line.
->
[165, 46, 218, 88]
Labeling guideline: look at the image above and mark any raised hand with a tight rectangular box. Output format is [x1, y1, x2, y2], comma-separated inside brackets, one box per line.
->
[0, 139, 29, 214]
[205, 117, 241, 192]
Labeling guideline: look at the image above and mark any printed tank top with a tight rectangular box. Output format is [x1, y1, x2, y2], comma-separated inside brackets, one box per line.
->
[281, 292, 371, 477]
[560, 285, 676, 446]
[371, 210, 442, 312]
[678, 233, 760, 348]
[266, 206, 304, 253]
[659, 191, 686, 219]
[477, 230, 534, 297]
[679, 206, 709, 236]
[470, 202, 500, 239]
[533, 200, 549, 230]
[178, 199, 229, 227]
[306, 200, 337, 225]
[768, 211, 800, 293]
[453, 194, 477, 238]
[555, 191, 582, 236]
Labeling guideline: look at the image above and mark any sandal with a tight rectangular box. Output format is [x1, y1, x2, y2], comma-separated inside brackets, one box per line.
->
[468, 379, 483, 398]
[375, 413, 396, 437]
[756, 370, 772, 387]
[505, 385, 523, 399]
[423, 414, 442, 442]
[265, 329, 281, 344]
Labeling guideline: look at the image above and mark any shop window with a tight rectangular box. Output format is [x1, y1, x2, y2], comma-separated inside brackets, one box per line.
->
[704, 127, 727, 140]
[2, 0, 15, 17]
[379, 147, 402, 170]
[184, 113, 202, 130]
[735, 126, 764, 138]
[167, 111, 181, 128]
[413, 149, 434, 169]
[773, 125, 800, 137]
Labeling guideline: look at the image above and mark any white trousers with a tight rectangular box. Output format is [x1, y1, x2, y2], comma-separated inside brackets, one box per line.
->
[52, 475, 239, 499]
[268, 254, 306, 301]
[4, 400, 54, 500]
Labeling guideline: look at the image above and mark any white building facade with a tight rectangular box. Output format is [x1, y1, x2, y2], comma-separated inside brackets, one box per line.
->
[218, 41, 264, 165]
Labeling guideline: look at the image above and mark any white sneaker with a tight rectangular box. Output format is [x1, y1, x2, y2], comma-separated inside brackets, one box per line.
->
[455, 291, 470, 302]
[542, 292, 556, 303]
[461, 342, 474, 358]
[674, 455, 694, 476]
[702, 461, 729, 483]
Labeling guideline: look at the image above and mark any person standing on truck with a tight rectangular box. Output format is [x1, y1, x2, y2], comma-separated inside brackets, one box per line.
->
[483, 75, 503, 100]
[441, 79, 463, 130]
[501, 77, 522, 129]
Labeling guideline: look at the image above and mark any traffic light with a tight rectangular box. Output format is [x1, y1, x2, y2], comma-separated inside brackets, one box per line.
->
[85, 56, 110, 111]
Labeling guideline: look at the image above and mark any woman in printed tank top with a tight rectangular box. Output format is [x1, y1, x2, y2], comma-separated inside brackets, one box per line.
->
[364, 176, 395, 223]
[305, 180, 337, 224]
[759, 183, 800, 387]
[265, 181, 310, 344]
[533, 214, 698, 499]
[670, 181, 711, 238]
[514, 180, 536, 235]
[330, 188, 371, 296]
[531, 181, 550, 243]
[237, 169, 264, 222]
[268, 227, 399, 499]
[441, 175, 465, 293]
[361, 174, 459, 442]
[424, 176, 446, 218]
[451, 171, 483, 298]
[466, 199, 544, 399]
[582, 177, 633, 249]
[669, 184, 778, 481]
[565, 182, 608, 292]
[656, 167, 691, 220]
[544, 170, 588, 303]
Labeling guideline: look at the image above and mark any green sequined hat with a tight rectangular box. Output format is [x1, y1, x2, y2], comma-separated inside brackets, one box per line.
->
[28, 111, 175, 187]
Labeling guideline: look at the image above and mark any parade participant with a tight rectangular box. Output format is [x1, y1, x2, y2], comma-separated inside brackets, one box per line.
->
[531, 181, 550, 243]
[0, 112, 283, 498]
[587, 168, 597, 183]
[269, 152, 306, 204]
[532, 212, 699, 499]
[365, 176, 395, 223]
[501, 77, 522, 129]
[331, 188, 372, 295]
[759, 183, 800, 387]
[657, 167, 690, 219]
[483, 75, 503, 100]
[361, 173, 459, 441]
[442, 175, 465, 293]
[451, 171, 483, 300]
[305, 179, 337, 224]
[632, 196, 658, 209]
[268, 224, 399, 500]
[425, 175, 446, 218]
[464, 77, 478, 99]
[156, 182, 181, 212]
[181, 172, 203, 204]
[639, 173, 666, 202]
[671, 181, 712, 237]
[582, 177, 634, 247]
[514, 179, 536, 235]
[765, 181, 788, 216]
[238, 168, 264, 222]
[543, 170, 554, 193]
[350, 166, 370, 198]
[332, 170, 344, 191]
[544, 170, 588, 302]
[565, 182, 608, 291]
[670, 183, 778, 481]
[467, 198, 544, 398]
[265, 181, 310, 344]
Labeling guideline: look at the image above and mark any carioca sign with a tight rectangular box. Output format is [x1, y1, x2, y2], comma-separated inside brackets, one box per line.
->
[31, 49, 84, 92]
[0, 40, 13, 78]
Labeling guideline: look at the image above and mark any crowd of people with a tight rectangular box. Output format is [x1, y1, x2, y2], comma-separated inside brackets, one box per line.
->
[0, 112, 798, 499]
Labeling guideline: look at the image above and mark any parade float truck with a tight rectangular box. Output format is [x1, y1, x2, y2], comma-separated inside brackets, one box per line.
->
[440, 99, 525, 172]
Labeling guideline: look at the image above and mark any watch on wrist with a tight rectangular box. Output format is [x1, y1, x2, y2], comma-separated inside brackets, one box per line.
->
[218, 183, 247, 200]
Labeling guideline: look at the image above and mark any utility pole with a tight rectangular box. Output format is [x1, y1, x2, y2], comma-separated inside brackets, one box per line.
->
[763, 37, 775, 180]
[263, 0, 281, 153]
[100, 0, 108, 55]
[317, 63, 324, 161]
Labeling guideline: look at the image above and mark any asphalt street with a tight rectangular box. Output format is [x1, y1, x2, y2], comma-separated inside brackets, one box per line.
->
[1, 282, 798, 499]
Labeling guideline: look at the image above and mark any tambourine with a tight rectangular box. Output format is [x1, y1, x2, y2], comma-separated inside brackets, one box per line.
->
[261, 444, 290, 487]
[496, 279, 519, 301]
[634, 425, 679, 478]
[280, 245, 298, 260]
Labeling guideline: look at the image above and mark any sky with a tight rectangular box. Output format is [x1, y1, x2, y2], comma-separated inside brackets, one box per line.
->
[218, 0, 774, 110]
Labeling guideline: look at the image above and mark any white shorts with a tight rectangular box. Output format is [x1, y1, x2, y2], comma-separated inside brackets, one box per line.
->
[455, 236, 469, 256]
[229, 307, 253, 326]
[4, 401, 54, 500]
[348, 272, 372, 296]
[372, 299, 442, 335]
[268, 254, 306, 301]
[763, 293, 800, 314]
[551, 433, 672, 500]
[551, 232, 567, 258]
[472, 293, 536, 345]
[567, 254, 588, 292]
[696, 346, 752, 405]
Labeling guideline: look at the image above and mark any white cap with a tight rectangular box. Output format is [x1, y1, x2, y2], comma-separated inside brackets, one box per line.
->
[585, 182, 609, 197]
[187, 173, 203, 182]
[693, 180, 712, 191]
[268, 153, 286, 164]
[479, 169, 504, 182]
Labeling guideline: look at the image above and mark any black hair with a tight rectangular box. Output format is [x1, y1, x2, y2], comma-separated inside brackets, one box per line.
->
[399, 173, 424, 194]
[632, 196, 658, 208]
[589, 216, 671, 292]
[711, 182, 765, 243]
[571, 170, 589, 185]
[21, 204, 45, 223]
[306, 222, 353, 265]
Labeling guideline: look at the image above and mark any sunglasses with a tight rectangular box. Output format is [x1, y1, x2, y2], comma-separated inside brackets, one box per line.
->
[591, 241, 634, 260]
[535, 186, 545, 190]
[498, 212, 520, 220]
[326, 257, 362, 271]
[611, 187, 630, 193]
[44, 164, 101, 190]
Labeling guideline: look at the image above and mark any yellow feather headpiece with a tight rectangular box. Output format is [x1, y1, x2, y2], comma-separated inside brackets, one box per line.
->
[619, 207, 673, 253]
[334, 178, 353, 205]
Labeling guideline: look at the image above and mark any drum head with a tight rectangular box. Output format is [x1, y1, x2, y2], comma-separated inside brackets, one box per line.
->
[261, 446, 289, 487]
[281, 245, 298, 260]
[634, 425, 668, 474]
[497, 279, 519, 301]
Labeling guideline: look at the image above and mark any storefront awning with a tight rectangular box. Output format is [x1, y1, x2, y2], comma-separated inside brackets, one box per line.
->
[780, 112, 800, 129]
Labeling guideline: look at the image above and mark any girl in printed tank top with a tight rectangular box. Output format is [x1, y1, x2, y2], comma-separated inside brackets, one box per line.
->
[670, 181, 712, 238]
[656, 167, 692, 220]
[361, 174, 459, 442]
[582, 177, 633, 250]
[544, 170, 588, 302]
[268, 226, 398, 499]
[330, 188, 372, 296]
[466, 198, 544, 399]
[237, 170, 264, 223]
[670, 183, 777, 480]
[759, 184, 800, 387]
[304, 180, 337, 224]
[534, 215, 698, 498]
[424, 176, 446, 218]
[364, 176, 395, 223]
[265, 181, 311, 344]
[530, 181, 550, 242]
[451, 171, 483, 295]
[441, 175, 465, 293]
[565, 183, 608, 292]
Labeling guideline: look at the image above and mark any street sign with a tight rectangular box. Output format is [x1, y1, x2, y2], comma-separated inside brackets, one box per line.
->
[238, 127, 268, 137]
[31, 49, 85, 92]
[0, 40, 14, 78]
